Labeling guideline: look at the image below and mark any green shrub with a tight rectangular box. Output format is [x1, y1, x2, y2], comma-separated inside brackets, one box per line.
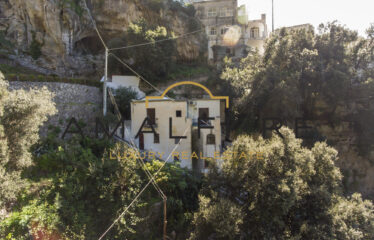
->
[0, 200, 61, 240]
[29, 32, 42, 60]
[114, 86, 138, 119]
[0, 31, 14, 50]
[61, 0, 84, 17]
[8, 130, 202, 239]
[189, 128, 374, 239]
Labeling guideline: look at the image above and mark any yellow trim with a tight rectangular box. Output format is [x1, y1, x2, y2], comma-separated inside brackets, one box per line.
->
[145, 81, 229, 108]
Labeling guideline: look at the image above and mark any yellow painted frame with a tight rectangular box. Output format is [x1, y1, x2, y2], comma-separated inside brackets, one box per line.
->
[145, 81, 229, 108]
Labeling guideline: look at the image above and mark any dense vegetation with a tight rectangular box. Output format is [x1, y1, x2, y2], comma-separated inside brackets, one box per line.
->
[107, 7, 208, 84]
[114, 86, 138, 119]
[0, 72, 56, 210]
[2, 21, 374, 240]
[189, 128, 374, 239]
[0, 129, 201, 239]
[222, 22, 374, 140]
[0, 72, 201, 239]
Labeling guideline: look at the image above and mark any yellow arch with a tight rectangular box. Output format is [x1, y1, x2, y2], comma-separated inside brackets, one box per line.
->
[145, 81, 229, 108]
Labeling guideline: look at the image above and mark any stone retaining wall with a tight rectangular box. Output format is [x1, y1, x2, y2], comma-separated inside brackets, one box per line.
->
[8, 81, 102, 137]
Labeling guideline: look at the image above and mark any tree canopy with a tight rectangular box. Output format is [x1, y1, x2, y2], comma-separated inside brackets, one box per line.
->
[189, 128, 374, 239]
[108, 18, 177, 83]
[222, 22, 374, 134]
[0, 72, 56, 209]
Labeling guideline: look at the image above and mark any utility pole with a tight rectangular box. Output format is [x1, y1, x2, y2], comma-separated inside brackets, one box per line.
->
[103, 48, 108, 116]
[272, 0, 274, 32]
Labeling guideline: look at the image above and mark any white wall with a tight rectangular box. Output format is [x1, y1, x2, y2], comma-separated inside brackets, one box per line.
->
[131, 100, 193, 168]
[130, 99, 223, 171]
[189, 100, 222, 170]
[108, 75, 145, 98]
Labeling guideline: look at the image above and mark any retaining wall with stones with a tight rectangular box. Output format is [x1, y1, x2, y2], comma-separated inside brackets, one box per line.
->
[8, 81, 102, 137]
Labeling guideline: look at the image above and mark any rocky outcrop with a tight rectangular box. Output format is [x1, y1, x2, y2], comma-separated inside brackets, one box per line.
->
[0, 0, 204, 76]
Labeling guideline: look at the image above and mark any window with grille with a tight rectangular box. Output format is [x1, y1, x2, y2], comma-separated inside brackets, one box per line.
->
[207, 134, 216, 145]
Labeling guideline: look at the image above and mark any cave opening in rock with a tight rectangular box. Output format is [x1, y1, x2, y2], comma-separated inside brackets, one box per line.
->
[74, 35, 103, 55]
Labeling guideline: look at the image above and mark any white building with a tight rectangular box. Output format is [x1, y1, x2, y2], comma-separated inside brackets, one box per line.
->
[192, 0, 268, 62]
[130, 98, 225, 172]
[105, 75, 145, 99]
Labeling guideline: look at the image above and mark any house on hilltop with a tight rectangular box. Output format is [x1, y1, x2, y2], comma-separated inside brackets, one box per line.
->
[192, 0, 268, 62]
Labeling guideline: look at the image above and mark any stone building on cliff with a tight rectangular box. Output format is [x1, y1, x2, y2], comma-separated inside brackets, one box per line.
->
[192, 0, 268, 62]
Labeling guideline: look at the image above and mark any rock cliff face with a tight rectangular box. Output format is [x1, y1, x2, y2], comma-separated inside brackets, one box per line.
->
[0, 0, 204, 76]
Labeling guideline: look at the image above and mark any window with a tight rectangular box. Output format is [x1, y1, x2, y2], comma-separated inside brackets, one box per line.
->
[207, 134, 216, 145]
[207, 8, 217, 17]
[199, 108, 209, 122]
[251, 27, 260, 38]
[146, 108, 156, 125]
[221, 27, 228, 35]
[210, 27, 217, 35]
[226, 8, 233, 17]
[154, 133, 160, 144]
[219, 7, 226, 17]
[226, 47, 234, 56]
[176, 110, 182, 117]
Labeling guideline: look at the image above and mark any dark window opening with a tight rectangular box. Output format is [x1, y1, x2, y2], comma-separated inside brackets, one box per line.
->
[207, 134, 216, 145]
[199, 108, 209, 121]
[199, 108, 210, 126]
[205, 159, 210, 168]
[176, 110, 182, 117]
[154, 133, 160, 144]
[147, 108, 156, 125]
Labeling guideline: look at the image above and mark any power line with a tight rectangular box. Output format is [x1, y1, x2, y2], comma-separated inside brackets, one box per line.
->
[82, 0, 108, 49]
[107, 89, 168, 238]
[98, 127, 189, 240]
[109, 27, 206, 51]
[108, 52, 165, 95]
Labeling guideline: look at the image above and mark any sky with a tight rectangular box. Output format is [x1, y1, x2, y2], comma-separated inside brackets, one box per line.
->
[238, 0, 374, 36]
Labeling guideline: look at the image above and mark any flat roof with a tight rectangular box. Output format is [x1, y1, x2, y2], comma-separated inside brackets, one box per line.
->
[132, 98, 222, 103]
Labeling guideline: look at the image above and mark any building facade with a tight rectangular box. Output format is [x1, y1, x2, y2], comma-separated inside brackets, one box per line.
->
[130, 98, 224, 172]
[192, 0, 268, 61]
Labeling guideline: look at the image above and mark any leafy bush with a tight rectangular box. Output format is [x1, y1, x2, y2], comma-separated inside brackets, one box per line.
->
[108, 18, 177, 83]
[0, 200, 61, 240]
[114, 86, 138, 119]
[189, 128, 374, 239]
[0, 31, 14, 50]
[222, 22, 373, 133]
[143, 160, 201, 239]
[168, 64, 211, 81]
[2, 124, 202, 239]
[29, 32, 43, 60]
[60, 0, 84, 17]
[0, 72, 56, 209]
